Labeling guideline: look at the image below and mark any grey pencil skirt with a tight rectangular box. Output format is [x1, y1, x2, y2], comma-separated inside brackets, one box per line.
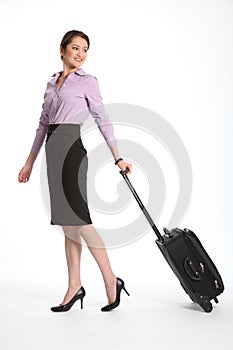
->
[45, 123, 92, 226]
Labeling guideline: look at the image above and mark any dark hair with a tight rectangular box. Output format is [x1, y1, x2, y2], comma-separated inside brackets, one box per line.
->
[60, 30, 90, 60]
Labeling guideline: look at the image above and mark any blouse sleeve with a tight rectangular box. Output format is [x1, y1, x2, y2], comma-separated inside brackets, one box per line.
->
[30, 90, 49, 155]
[84, 76, 117, 148]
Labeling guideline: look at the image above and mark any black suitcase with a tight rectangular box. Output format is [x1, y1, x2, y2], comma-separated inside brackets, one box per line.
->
[120, 168, 224, 312]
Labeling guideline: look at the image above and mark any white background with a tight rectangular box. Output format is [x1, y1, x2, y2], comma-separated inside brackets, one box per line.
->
[0, 0, 232, 349]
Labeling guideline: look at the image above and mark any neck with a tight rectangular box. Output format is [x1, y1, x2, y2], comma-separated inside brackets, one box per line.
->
[62, 64, 80, 78]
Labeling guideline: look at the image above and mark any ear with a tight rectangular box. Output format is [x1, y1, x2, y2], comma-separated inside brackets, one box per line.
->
[60, 46, 64, 56]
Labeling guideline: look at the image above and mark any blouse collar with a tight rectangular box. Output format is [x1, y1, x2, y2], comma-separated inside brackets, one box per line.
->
[51, 68, 86, 78]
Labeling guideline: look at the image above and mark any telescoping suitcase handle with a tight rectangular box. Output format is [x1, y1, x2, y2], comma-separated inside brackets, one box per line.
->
[120, 167, 164, 242]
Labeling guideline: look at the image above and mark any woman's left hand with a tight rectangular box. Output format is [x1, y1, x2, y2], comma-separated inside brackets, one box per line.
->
[117, 160, 132, 174]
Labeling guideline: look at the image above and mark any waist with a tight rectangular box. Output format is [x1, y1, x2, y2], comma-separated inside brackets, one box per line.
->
[47, 123, 81, 137]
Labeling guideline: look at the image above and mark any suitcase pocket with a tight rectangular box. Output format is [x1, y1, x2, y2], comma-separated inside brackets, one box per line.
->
[184, 257, 202, 281]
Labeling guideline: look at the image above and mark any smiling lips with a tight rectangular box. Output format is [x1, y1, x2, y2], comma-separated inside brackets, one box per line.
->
[75, 57, 82, 62]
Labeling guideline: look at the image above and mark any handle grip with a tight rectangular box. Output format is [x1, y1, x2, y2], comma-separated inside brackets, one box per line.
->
[120, 167, 130, 176]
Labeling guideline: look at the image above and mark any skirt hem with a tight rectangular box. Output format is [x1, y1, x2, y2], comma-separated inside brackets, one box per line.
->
[50, 220, 92, 226]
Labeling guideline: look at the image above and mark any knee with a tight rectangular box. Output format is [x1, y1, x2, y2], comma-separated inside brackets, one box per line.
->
[62, 225, 83, 243]
[76, 224, 93, 239]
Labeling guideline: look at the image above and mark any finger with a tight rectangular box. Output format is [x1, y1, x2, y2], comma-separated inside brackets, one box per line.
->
[124, 166, 131, 174]
[19, 176, 28, 183]
[126, 164, 132, 173]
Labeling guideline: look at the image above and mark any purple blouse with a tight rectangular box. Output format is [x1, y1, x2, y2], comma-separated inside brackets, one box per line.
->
[30, 68, 117, 154]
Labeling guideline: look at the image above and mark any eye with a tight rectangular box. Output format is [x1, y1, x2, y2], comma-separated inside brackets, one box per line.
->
[72, 46, 78, 50]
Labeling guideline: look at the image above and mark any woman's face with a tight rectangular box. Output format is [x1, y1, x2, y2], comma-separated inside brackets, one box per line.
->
[60, 36, 88, 69]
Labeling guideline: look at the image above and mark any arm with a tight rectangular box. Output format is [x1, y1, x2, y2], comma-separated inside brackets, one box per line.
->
[85, 76, 132, 173]
[18, 89, 49, 183]
[109, 144, 132, 174]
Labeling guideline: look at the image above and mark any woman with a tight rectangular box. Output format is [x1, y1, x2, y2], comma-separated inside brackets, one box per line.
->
[18, 30, 132, 312]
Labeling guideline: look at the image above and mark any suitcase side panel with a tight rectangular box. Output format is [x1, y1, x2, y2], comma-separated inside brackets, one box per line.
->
[156, 234, 197, 300]
[184, 229, 224, 292]
[156, 230, 224, 303]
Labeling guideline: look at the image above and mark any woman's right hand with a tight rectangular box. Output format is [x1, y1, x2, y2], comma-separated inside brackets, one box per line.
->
[18, 164, 33, 183]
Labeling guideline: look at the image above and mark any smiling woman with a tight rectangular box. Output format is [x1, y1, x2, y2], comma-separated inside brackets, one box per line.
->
[18, 29, 132, 314]
[56, 31, 89, 89]
[59, 31, 89, 74]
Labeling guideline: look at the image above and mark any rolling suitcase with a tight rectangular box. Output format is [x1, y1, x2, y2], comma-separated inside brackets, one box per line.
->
[120, 168, 224, 312]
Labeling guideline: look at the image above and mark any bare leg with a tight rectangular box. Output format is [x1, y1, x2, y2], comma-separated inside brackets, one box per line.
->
[78, 224, 117, 304]
[60, 226, 82, 305]
[62, 224, 117, 304]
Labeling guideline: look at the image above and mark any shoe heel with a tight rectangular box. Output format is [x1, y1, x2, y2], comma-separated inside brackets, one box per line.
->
[123, 286, 130, 296]
[80, 297, 84, 309]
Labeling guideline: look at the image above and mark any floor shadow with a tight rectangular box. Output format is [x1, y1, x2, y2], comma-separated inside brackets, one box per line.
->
[179, 302, 204, 312]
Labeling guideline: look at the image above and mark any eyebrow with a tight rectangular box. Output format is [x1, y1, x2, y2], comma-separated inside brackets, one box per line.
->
[72, 44, 88, 49]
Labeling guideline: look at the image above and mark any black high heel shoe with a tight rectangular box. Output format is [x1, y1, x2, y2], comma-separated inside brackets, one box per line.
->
[51, 286, 86, 312]
[101, 277, 130, 312]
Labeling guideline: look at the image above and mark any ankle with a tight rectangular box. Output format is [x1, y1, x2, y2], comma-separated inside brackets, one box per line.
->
[105, 275, 117, 288]
[68, 283, 82, 291]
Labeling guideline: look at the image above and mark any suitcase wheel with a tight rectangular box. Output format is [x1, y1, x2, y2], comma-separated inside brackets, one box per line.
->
[199, 296, 213, 313]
